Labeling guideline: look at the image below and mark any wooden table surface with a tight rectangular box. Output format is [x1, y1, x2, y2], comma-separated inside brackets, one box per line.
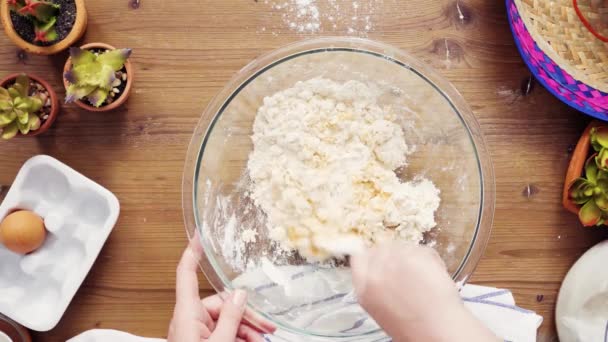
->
[1, 0, 607, 341]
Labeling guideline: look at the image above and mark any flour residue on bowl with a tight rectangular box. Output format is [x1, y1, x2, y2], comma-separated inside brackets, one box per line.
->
[246, 78, 441, 261]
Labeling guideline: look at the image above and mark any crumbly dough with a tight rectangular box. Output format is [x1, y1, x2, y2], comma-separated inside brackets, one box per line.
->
[247, 78, 440, 260]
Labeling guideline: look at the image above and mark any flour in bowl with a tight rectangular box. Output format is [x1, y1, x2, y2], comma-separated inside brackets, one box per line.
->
[247, 78, 440, 261]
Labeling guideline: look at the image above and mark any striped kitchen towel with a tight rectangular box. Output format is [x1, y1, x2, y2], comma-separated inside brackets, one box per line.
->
[69, 274, 542, 342]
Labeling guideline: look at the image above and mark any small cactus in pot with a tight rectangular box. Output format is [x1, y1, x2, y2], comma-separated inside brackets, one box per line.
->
[2, 0, 88, 55]
[568, 127, 608, 226]
[63, 44, 133, 112]
[0, 74, 57, 140]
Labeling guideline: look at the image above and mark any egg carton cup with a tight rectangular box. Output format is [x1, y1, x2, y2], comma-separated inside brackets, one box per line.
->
[0, 155, 120, 331]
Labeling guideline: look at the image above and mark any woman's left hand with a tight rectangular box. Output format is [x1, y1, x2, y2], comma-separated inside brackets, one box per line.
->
[168, 234, 276, 342]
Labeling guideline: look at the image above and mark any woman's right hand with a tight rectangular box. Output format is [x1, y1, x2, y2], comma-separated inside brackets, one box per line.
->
[350, 243, 499, 342]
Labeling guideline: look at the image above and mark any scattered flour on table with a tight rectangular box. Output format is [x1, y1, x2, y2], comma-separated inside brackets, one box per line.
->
[261, 0, 383, 35]
[246, 78, 441, 261]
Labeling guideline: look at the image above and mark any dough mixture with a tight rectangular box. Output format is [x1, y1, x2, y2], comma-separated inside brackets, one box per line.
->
[247, 78, 440, 260]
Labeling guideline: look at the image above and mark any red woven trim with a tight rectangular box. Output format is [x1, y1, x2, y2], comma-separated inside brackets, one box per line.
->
[573, 0, 608, 42]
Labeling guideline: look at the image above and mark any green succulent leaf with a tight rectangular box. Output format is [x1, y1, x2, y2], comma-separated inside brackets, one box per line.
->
[99, 65, 116, 89]
[69, 47, 96, 66]
[591, 128, 603, 152]
[13, 74, 29, 97]
[29, 113, 41, 131]
[17, 119, 30, 135]
[571, 185, 592, 203]
[0, 112, 16, 127]
[29, 97, 42, 113]
[32, 1, 60, 22]
[579, 200, 602, 227]
[15, 97, 28, 110]
[65, 84, 96, 103]
[573, 196, 592, 205]
[569, 178, 592, 202]
[1, 122, 18, 140]
[598, 178, 608, 191]
[0, 88, 9, 101]
[0, 100, 12, 111]
[585, 154, 599, 183]
[8, 88, 19, 99]
[593, 127, 608, 149]
[595, 193, 608, 211]
[44, 28, 57, 42]
[86, 88, 109, 108]
[584, 186, 596, 197]
[597, 148, 608, 171]
[71, 63, 104, 85]
[70, 64, 115, 89]
[97, 49, 132, 71]
[16, 110, 28, 125]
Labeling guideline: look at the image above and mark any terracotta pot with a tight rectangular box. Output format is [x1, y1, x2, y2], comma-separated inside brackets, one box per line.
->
[0, 0, 87, 55]
[0, 73, 60, 138]
[563, 121, 605, 214]
[63, 42, 134, 112]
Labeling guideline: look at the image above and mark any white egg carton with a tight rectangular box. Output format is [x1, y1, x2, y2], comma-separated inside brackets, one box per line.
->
[0, 155, 120, 331]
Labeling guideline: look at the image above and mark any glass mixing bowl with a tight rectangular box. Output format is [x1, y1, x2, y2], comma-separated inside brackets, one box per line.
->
[182, 37, 495, 341]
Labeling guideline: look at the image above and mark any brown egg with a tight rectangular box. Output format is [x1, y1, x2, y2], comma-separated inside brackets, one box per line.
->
[0, 210, 46, 254]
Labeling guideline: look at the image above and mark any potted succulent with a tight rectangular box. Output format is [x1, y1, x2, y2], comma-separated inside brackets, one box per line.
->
[563, 121, 608, 226]
[63, 43, 133, 112]
[0, 73, 59, 139]
[0, 0, 87, 55]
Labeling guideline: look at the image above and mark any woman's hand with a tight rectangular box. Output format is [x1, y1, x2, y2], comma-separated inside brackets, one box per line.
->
[350, 243, 499, 342]
[168, 234, 275, 342]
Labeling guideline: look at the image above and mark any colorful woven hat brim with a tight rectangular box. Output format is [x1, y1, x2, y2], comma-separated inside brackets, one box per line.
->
[508, 0, 608, 119]
[513, 0, 608, 93]
[510, 6, 608, 111]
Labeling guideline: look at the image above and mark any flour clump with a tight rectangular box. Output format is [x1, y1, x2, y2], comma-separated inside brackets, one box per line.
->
[247, 78, 440, 261]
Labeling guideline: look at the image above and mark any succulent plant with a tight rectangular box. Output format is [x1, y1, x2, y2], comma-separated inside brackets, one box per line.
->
[8, 0, 60, 43]
[569, 126, 608, 226]
[64, 47, 132, 108]
[0, 74, 43, 140]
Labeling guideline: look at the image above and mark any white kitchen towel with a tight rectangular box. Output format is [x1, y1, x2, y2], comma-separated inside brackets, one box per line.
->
[67, 329, 164, 342]
[461, 284, 543, 342]
[68, 285, 542, 342]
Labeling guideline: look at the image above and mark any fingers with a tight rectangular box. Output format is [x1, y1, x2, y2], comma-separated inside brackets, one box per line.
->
[201, 293, 225, 318]
[237, 324, 266, 342]
[176, 233, 203, 306]
[199, 321, 212, 339]
[210, 290, 248, 341]
[203, 293, 276, 334]
[169, 234, 205, 342]
[243, 309, 277, 334]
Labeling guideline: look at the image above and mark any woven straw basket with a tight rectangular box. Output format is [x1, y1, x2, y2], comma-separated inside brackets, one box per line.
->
[513, 0, 608, 93]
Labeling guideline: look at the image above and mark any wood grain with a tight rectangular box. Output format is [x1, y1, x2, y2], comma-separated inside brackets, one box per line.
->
[0, 0, 606, 341]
